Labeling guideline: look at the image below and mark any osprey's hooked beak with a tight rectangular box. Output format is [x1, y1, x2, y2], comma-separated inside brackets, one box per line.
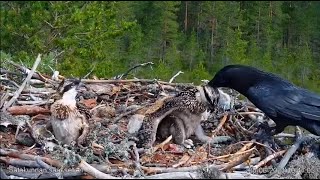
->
[74, 78, 86, 91]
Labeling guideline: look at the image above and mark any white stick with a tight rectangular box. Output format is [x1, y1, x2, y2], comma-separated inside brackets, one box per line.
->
[169, 71, 184, 83]
[79, 160, 119, 179]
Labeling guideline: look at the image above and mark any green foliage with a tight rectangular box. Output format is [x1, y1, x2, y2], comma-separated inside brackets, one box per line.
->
[189, 61, 211, 84]
[1, 1, 319, 92]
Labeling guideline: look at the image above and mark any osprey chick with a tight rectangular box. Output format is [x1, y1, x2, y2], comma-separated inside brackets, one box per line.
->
[137, 85, 231, 148]
[49, 79, 89, 146]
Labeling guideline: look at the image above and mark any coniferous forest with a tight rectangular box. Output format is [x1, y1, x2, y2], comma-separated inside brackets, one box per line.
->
[1, 1, 319, 92]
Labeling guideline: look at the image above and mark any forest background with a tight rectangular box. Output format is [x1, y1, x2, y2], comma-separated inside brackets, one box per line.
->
[1, 1, 319, 93]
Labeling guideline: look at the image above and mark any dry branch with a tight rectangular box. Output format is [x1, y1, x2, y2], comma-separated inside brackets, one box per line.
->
[2, 54, 42, 111]
[0, 149, 63, 168]
[35, 156, 62, 179]
[79, 160, 119, 179]
[253, 150, 286, 170]
[277, 135, 316, 170]
[141, 163, 225, 175]
[169, 71, 184, 83]
[7, 105, 51, 115]
[211, 114, 228, 136]
[0, 157, 42, 168]
[0, 168, 8, 179]
[81, 78, 194, 86]
[220, 147, 255, 171]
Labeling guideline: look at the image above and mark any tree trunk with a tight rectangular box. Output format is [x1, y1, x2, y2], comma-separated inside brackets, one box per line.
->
[184, 1, 188, 33]
[257, 6, 260, 45]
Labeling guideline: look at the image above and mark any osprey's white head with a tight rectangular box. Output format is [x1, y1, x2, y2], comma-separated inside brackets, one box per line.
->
[59, 79, 82, 107]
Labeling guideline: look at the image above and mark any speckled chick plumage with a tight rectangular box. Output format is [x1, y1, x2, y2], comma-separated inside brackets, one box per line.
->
[49, 80, 89, 146]
[137, 85, 220, 148]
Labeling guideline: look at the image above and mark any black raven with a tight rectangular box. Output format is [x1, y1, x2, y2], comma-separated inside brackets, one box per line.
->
[208, 64, 320, 136]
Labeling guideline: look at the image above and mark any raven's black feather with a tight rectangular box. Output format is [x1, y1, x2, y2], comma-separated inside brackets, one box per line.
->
[209, 65, 320, 135]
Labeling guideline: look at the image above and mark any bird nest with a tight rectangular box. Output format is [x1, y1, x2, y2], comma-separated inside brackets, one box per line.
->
[0, 55, 319, 179]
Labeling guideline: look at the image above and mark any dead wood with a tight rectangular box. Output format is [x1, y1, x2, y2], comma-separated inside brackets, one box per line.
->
[79, 160, 119, 179]
[0, 168, 8, 179]
[7, 105, 51, 115]
[81, 78, 194, 87]
[252, 150, 286, 170]
[0, 157, 42, 168]
[0, 149, 63, 168]
[219, 147, 255, 171]
[3, 54, 42, 111]
[141, 163, 225, 175]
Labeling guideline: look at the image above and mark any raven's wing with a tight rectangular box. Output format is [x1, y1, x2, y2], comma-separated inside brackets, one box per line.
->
[248, 83, 320, 122]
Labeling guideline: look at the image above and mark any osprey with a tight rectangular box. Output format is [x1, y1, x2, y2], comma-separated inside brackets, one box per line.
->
[49, 79, 89, 146]
[137, 85, 232, 148]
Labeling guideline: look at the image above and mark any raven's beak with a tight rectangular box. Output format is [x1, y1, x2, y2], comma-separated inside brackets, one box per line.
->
[208, 78, 218, 88]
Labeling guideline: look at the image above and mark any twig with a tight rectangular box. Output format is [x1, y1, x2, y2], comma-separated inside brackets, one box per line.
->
[81, 78, 194, 87]
[0, 157, 42, 168]
[252, 150, 286, 170]
[0, 149, 63, 168]
[78, 160, 119, 179]
[132, 143, 146, 177]
[141, 163, 225, 175]
[142, 171, 268, 179]
[0, 77, 20, 88]
[152, 135, 172, 153]
[2, 54, 42, 111]
[0, 168, 8, 179]
[233, 157, 261, 170]
[29, 79, 45, 85]
[7, 105, 51, 115]
[233, 116, 254, 135]
[117, 62, 154, 79]
[208, 147, 255, 161]
[35, 156, 63, 179]
[83, 64, 96, 79]
[238, 112, 265, 116]
[295, 126, 302, 138]
[3, 169, 83, 179]
[144, 172, 199, 179]
[224, 172, 268, 179]
[263, 141, 278, 166]
[0, 90, 10, 108]
[220, 148, 255, 171]
[0, 68, 22, 76]
[276, 135, 316, 169]
[172, 154, 191, 168]
[274, 133, 295, 138]
[211, 114, 228, 137]
[6, 58, 53, 83]
[240, 140, 276, 154]
[111, 106, 145, 124]
[169, 71, 184, 83]
[16, 100, 53, 106]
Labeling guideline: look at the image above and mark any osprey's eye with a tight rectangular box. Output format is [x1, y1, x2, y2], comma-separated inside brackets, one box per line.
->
[60, 79, 81, 94]
[62, 83, 75, 94]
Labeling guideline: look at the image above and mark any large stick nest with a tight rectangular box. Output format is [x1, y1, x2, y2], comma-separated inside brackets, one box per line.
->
[0, 55, 319, 179]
